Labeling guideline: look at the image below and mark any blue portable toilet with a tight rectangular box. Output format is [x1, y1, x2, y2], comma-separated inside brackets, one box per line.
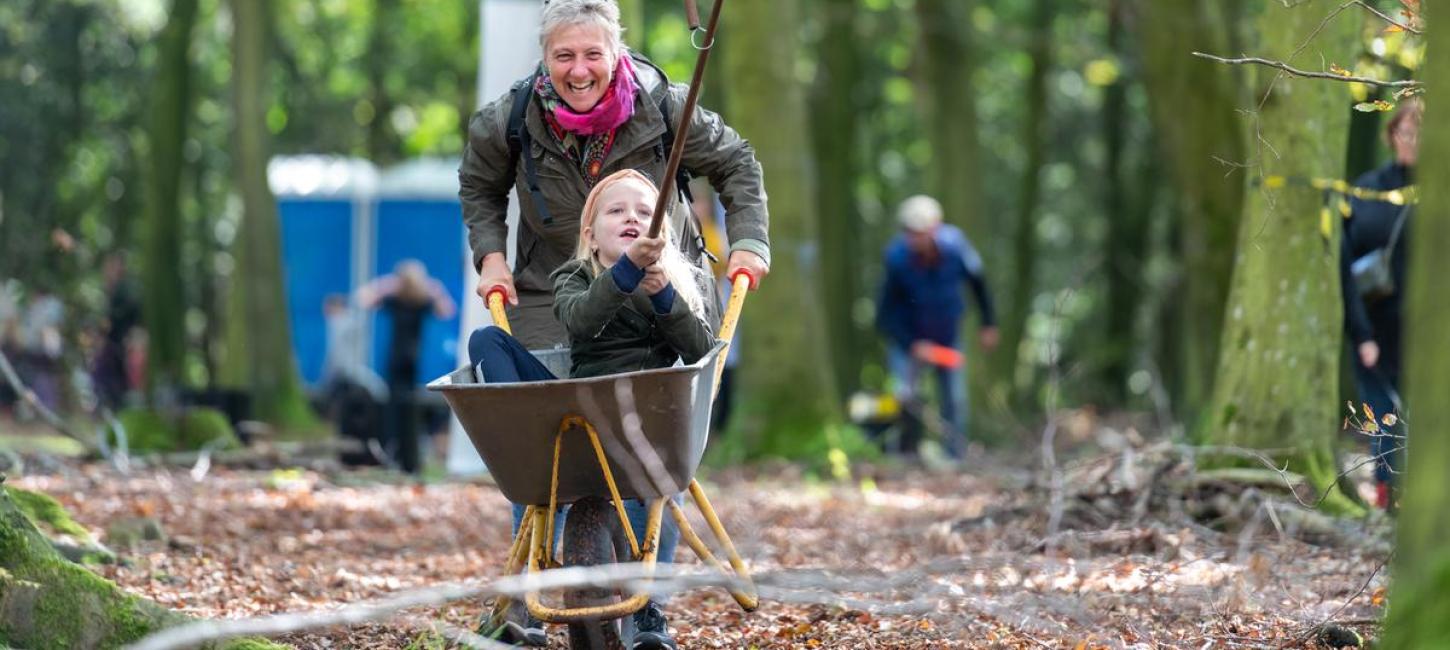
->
[269, 156, 379, 389]
[370, 159, 466, 387]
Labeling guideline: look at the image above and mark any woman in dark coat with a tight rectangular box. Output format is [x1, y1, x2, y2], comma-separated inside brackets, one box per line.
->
[1340, 98, 1420, 509]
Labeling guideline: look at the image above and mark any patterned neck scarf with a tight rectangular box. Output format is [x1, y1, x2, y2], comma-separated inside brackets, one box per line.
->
[535, 54, 638, 185]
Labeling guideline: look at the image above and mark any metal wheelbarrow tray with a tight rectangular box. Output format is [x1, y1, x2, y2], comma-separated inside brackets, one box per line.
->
[427, 342, 725, 505]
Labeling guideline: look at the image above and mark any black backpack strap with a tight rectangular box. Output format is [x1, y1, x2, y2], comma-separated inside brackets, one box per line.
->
[506, 74, 556, 225]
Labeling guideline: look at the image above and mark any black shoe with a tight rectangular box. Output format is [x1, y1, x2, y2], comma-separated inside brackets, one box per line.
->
[479, 600, 547, 647]
[631, 600, 678, 649]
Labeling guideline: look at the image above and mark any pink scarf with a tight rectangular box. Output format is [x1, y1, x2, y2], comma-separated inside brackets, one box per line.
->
[537, 54, 639, 137]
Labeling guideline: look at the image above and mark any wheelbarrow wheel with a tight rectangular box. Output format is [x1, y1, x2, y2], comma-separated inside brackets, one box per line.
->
[562, 496, 633, 650]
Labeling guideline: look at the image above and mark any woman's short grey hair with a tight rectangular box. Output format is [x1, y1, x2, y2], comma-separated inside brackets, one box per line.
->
[540, 0, 625, 55]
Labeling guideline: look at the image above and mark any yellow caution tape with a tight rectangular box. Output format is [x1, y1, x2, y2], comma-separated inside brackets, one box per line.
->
[1262, 175, 1418, 206]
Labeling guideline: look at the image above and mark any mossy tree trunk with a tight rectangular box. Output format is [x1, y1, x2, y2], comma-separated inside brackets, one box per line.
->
[1380, 4, 1449, 644]
[1137, 0, 1247, 422]
[721, 0, 840, 452]
[224, 0, 313, 429]
[811, 0, 866, 403]
[141, 0, 200, 399]
[1200, 2, 1355, 511]
[0, 482, 286, 649]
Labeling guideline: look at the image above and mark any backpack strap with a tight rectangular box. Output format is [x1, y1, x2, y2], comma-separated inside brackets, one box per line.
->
[506, 73, 556, 225]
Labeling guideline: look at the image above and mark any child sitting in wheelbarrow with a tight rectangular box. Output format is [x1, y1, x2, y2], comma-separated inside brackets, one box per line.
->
[469, 169, 715, 649]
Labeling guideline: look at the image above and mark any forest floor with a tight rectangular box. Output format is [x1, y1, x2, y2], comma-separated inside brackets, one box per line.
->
[6, 427, 1391, 649]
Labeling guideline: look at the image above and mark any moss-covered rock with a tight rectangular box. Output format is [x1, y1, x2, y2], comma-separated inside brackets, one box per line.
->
[115, 407, 241, 453]
[9, 488, 90, 541]
[0, 484, 178, 648]
[0, 483, 291, 649]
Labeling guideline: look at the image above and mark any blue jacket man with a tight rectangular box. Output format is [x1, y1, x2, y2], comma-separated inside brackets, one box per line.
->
[876, 195, 997, 459]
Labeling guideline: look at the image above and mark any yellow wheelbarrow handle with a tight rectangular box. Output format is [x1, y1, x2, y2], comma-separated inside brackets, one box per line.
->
[712, 269, 752, 400]
[486, 286, 511, 335]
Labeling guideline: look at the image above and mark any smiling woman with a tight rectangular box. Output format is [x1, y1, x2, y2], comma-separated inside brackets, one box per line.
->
[458, 0, 771, 350]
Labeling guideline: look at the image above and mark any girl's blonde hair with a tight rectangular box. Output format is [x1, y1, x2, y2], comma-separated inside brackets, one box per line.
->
[574, 169, 709, 319]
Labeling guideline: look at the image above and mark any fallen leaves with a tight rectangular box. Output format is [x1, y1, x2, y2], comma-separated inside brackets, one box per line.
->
[7, 454, 1390, 648]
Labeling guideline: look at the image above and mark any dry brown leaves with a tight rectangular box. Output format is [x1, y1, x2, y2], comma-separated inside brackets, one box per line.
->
[11, 453, 1386, 649]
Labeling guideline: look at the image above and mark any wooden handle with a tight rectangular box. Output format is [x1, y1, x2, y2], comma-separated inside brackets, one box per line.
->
[711, 271, 751, 400]
[647, 0, 726, 239]
[685, 0, 702, 30]
[486, 288, 511, 335]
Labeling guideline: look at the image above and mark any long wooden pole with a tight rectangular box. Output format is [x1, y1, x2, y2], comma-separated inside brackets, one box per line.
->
[646, 0, 725, 239]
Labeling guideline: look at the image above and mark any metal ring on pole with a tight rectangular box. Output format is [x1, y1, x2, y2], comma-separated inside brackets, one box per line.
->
[690, 28, 713, 51]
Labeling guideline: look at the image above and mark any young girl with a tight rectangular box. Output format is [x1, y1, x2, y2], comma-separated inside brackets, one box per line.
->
[468, 169, 712, 649]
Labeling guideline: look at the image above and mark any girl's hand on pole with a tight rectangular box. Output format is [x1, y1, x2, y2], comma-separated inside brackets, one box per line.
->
[641, 265, 669, 296]
[626, 235, 666, 268]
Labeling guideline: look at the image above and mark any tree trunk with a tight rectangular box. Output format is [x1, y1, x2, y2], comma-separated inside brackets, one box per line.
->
[141, 0, 199, 399]
[1200, 2, 1355, 512]
[1380, 4, 1447, 644]
[1099, 0, 1144, 403]
[0, 481, 286, 649]
[810, 0, 865, 403]
[1137, 0, 1246, 420]
[912, 0, 981, 235]
[225, 0, 314, 429]
[721, 0, 839, 452]
[993, 0, 1052, 405]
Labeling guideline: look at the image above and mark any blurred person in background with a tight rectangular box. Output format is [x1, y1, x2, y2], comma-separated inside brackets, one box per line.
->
[876, 195, 997, 462]
[1341, 98, 1421, 510]
[92, 254, 139, 411]
[357, 260, 455, 474]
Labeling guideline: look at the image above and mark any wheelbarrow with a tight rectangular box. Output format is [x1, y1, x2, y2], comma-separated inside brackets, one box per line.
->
[428, 270, 759, 648]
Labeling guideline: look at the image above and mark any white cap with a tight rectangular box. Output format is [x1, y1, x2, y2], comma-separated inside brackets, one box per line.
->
[897, 195, 943, 233]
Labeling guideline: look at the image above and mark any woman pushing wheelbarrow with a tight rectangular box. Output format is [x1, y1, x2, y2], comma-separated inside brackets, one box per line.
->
[447, 1, 766, 647]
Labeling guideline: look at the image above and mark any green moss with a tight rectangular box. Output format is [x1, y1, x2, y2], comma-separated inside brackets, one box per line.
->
[0, 486, 175, 648]
[116, 408, 173, 453]
[115, 407, 240, 453]
[7, 488, 90, 540]
[178, 408, 240, 450]
[0, 489, 289, 649]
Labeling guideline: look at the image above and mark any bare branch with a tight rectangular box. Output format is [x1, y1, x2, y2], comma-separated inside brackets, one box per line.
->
[1193, 52, 1420, 88]
[0, 348, 94, 449]
[1194, 52, 1421, 88]
[1353, 0, 1421, 35]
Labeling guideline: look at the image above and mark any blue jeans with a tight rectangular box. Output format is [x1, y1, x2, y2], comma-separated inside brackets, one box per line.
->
[887, 344, 968, 459]
[469, 326, 681, 563]
[1351, 357, 1401, 484]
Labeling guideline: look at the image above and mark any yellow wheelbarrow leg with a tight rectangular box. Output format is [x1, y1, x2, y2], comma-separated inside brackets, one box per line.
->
[681, 479, 759, 611]
[525, 497, 665, 624]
